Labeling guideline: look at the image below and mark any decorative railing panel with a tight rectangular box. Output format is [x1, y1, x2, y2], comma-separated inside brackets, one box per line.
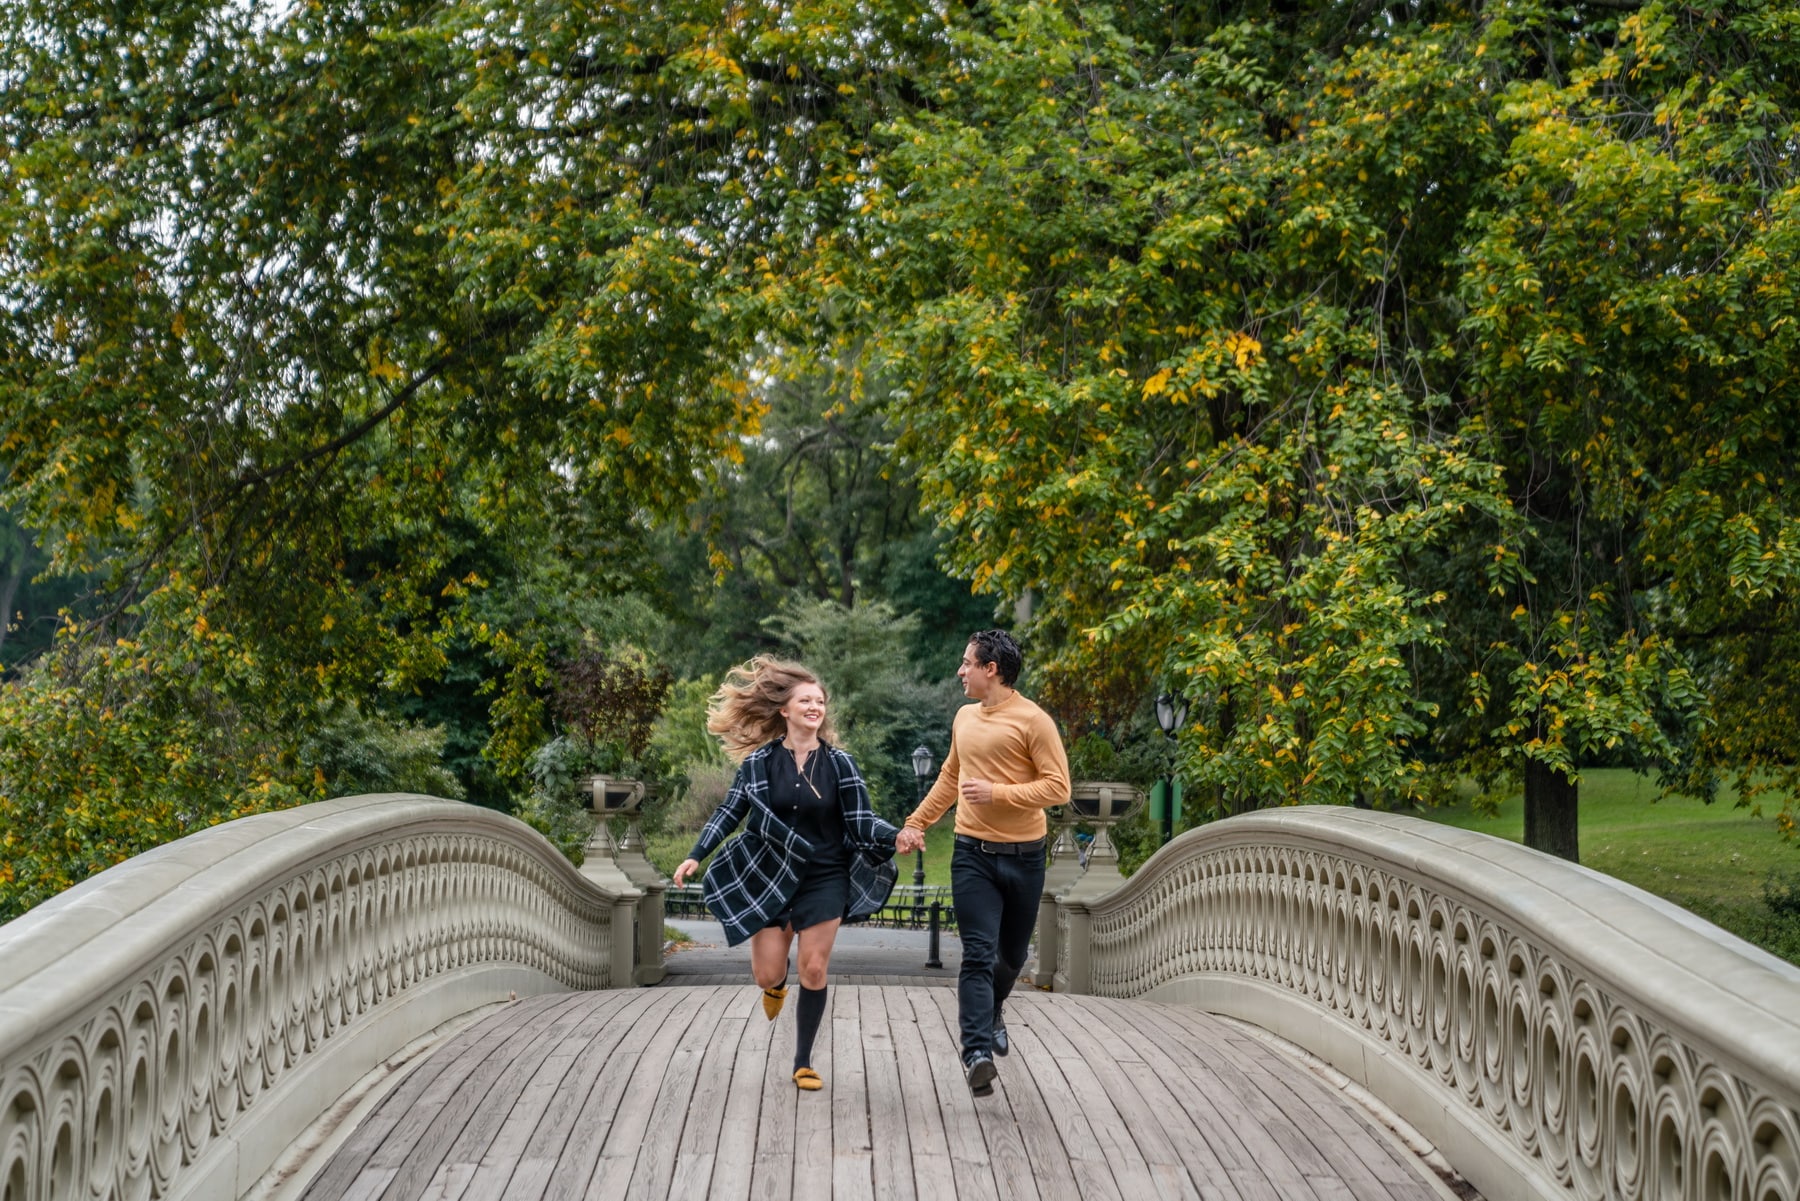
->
[0, 794, 626, 1201]
[1067, 808, 1800, 1201]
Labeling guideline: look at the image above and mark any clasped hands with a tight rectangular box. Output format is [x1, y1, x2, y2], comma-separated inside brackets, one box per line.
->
[896, 778, 994, 854]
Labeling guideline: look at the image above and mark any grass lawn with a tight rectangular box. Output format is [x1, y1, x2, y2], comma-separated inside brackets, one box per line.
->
[1418, 768, 1800, 965]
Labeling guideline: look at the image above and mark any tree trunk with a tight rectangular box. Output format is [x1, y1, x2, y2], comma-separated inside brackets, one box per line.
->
[0, 560, 23, 660]
[1523, 760, 1579, 862]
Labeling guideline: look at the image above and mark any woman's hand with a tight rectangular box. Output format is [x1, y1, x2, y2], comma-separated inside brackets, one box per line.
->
[672, 858, 701, 887]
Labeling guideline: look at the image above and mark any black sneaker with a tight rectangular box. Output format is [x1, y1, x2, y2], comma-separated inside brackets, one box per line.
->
[992, 1020, 1009, 1057]
[965, 1052, 997, 1097]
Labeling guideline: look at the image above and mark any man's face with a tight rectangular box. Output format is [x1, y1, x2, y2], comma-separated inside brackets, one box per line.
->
[958, 643, 997, 701]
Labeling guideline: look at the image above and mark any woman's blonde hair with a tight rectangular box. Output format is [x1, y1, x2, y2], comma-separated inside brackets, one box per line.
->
[706, 655, 837, 761]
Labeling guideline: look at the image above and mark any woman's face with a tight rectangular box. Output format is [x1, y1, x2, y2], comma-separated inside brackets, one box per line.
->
[781, 683, 828, 737]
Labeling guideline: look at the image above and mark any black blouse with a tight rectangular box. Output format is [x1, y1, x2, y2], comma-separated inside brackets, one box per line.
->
[767, 740, 846, 867]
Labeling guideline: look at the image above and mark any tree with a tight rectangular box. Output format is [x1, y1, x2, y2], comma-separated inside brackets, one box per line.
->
[0, 0, 842, 908]
[653, 368, 996, 678]
[1437, 0, 1800, 853]
[844, 0, 1800, 851]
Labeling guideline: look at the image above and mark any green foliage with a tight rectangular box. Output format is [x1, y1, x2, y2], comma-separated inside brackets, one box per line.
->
[292, 701, 465, 801]
[512, 773, 593, 867]
[648, 676, 728, 777]
[650, 368, 996, 681]
[549, 645, 674, 776]
[841, 0, 1800, 840]
[5, 0, 1798, 923]
[1766, 870, 1800, 923]
[0, 584, 309, 921]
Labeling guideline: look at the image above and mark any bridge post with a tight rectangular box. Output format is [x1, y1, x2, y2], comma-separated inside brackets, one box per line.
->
[1032, 806, 1083, 986]
[1054, 900, 1093, 994]
[1053, 795, 1134, 995]
[578, 809, 643, 989]
[614, 813, 667, 986]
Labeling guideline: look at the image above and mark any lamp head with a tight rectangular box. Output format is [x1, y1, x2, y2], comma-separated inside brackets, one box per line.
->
[911, 744, 935, 781]
[1154, 692, 1178, 735]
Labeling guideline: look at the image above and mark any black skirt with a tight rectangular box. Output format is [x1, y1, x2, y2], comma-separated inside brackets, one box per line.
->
[766, 858, 850, 932]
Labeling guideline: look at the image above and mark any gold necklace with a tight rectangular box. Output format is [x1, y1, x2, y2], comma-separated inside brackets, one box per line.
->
[791, 744, 823, 799]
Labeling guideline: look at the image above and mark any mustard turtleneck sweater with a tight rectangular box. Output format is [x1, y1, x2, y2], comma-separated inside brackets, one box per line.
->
[904, 690, 1070, 843]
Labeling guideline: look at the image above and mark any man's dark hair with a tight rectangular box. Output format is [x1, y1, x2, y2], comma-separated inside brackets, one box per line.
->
[967, 629, 1023, 687]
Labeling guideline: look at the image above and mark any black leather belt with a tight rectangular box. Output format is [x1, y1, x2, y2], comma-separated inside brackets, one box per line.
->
[955, 834, 1045, 856]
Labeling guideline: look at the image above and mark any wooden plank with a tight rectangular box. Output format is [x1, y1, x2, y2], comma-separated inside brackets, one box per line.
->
[858, 989, 916, 1201]
[707, 995, 776, 1201]
[496, 988, 665, 1200]
[363, 993, 593, 1201]
[909, 990, 999, 1201]
[830, 987, 875, 1201]
[659, 1002, 750, 1201]
[1191, 1018, 1437, 1199]
[1046, 997, 1195, 1171]
[580, 986, 731, 1201]
[545, 988, 709, 1201]
[303, 979, 1453, 1201]
[1148, 1163, 1205, 1201]
[749, 979, 800, 1201]
[387, 994, 600, 1201]
[1105, 1001, 1311, 1201]
[621, 986, 740, 1201]
[1123, 1009, 1336, 1198]
[791, 986, 835, 1201]
[301, 995, 579, 1201]
[421, 991, 642, 1201]
[889, 990, 960, 1201]
[1053, 996, 1237, 1201]
[972, 997, 1082, 1201]
[1000, 1009, 1121, 1201]
[1019, 994, 1160, 1201]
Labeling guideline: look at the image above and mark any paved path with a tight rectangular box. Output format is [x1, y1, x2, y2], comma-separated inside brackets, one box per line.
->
[661, 918, 965, 985]
[299, 985, 1456, 1201]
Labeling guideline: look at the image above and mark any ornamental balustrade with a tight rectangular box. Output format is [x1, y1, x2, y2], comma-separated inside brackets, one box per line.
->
[1054, 806, 1800, 1201]
[0, 794, 631, 1201]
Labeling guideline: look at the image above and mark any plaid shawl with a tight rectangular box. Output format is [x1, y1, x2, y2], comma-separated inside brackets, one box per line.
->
[689, 742, 900, 946]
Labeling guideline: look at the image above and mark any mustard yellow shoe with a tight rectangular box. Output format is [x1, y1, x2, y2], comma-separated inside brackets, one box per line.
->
[793, 1067, 822, 1091]
[761, 985, 787, 1020]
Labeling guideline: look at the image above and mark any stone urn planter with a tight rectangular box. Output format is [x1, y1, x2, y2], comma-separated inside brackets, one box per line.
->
[576, 774, 666, 985]
[1060, 781, 1143, 902]
[1053, 780, 1144, 993]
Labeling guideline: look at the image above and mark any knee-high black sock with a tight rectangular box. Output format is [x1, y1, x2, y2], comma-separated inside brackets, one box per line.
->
[794, 985, 829, 1070]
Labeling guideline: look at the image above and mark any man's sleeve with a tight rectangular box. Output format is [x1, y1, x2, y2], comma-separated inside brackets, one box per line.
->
[991, 711, 1070, 810]
[905, 737, 961, 831]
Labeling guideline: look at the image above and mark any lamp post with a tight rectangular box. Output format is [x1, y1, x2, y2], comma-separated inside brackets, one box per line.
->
[1153, 692, 1188, 844]
[909, 744, 935, 888]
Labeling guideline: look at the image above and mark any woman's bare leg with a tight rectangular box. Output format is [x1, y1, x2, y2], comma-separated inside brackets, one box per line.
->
[750, 925, 794, 989]
[794, 918, 841, 990]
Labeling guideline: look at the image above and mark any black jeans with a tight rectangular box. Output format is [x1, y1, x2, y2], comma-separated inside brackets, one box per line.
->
[950, 838, 1045, 1060]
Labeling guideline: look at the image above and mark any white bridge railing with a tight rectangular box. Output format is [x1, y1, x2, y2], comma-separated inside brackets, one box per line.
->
[1055, 807, 1800, 1201]
[0, 794, 631, 1201]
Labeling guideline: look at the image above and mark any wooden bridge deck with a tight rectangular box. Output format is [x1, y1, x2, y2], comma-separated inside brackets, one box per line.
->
[299, 985, 1454, 1201]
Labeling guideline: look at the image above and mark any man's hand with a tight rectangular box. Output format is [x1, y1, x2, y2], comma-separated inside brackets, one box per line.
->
[959, 778, 995, 804]
[895, 827, 925, 855]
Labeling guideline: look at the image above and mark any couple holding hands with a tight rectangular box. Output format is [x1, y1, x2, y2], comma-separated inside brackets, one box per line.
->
[672, 629, 1070, 1097]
